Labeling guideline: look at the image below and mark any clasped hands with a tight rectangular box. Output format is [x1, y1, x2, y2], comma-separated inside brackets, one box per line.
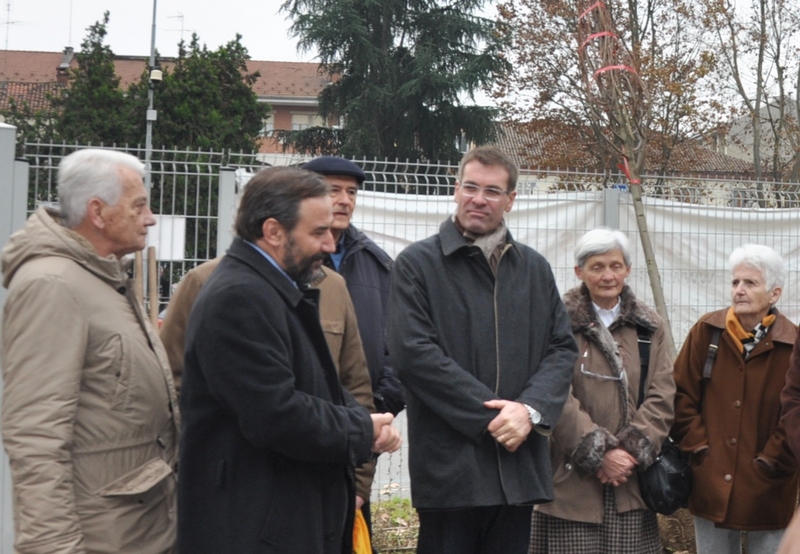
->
[484, 399, 532, 453]
[370, 413, 402, 454]
[596, 448, 638, 486]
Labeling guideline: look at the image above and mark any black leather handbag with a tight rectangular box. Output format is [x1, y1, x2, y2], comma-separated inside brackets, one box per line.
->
[635, 326, 692, 515]
[638, 436, 691, 515]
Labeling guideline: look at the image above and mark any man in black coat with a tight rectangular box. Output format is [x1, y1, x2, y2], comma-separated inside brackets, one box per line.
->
[386, 146, 577, 554]
[178, 167, 400, 554]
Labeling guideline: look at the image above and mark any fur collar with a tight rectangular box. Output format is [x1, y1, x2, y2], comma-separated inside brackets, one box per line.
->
[564, 284, 660, 336]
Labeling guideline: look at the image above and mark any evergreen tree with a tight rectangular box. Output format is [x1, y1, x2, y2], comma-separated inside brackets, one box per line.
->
[52, 12, 131, 145]
[281, 0, 508, 161]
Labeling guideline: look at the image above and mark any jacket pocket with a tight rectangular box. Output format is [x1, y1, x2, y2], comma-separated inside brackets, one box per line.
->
[95, 457, 173, 496]
[320, 319, 345, 369]
[108, 334, 133, 411]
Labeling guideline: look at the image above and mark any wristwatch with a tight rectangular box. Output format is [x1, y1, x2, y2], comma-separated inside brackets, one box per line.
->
[522, 403, 542, 426]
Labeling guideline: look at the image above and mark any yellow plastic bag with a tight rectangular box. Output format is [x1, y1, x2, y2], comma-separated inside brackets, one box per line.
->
[353, 508, 372, 554]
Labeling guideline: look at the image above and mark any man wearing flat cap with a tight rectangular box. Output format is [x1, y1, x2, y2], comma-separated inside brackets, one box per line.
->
[303, 156, 404, 421]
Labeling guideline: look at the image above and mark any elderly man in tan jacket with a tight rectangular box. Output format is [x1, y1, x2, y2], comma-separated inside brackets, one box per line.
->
[1, 149, 179, 553]
[160, 257, 377, 504]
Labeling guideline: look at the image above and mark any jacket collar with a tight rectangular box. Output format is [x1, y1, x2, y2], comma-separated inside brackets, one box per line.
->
[564, 283, 660, 334]
[2, 206, 129, 289]
[341, 224, 392, 271]
[438, 217, 519, 258]
[706, 306, 795, 346]
[226, 238, 309, 308]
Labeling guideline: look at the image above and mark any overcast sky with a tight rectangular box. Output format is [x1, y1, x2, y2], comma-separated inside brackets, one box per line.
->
[5, 0, 312, 62]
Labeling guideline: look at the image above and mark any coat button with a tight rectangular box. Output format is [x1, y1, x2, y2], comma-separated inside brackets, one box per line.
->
[565, 463, 573, 471]
[733, 400, 741, 408]
[724, 474, 732, 482]
[729, 438, 737, 445]
[157, 436, 166, 448]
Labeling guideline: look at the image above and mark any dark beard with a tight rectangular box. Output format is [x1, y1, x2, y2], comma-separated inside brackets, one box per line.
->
[283, 235, 325, 285]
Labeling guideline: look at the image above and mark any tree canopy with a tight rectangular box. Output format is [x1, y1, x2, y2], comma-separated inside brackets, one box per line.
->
[126, 35, 269, 151]
[281, 0, 509, 161]
[494, 0, 722, 172]
[702, 0, 800, 181]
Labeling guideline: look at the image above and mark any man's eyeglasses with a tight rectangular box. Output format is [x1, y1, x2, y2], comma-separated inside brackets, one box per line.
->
[459, 183, 509, 202]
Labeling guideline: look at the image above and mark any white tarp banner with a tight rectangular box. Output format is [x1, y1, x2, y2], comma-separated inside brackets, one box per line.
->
[353, 189, 800, 348]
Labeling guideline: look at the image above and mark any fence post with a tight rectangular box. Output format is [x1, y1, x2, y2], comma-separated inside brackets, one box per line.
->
[217, 167, 237, 257]
[0, 123, 20, 553]
[603, 187, 621, 229]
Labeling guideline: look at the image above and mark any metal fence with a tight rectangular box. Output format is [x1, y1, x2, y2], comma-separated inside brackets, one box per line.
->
[6, 138, 800, 542]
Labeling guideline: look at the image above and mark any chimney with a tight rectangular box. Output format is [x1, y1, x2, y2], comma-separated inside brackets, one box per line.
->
[56, 46, 74, 84]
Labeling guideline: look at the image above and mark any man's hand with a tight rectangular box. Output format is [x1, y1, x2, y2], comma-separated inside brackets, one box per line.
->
[356, 495, 365, 510]
[484, 400, 532, 453]
[370, 413, 402, 454]
[596, 448, 637, 486]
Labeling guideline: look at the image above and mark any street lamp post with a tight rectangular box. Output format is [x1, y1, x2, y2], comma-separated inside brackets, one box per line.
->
[144, 0, 159, 191]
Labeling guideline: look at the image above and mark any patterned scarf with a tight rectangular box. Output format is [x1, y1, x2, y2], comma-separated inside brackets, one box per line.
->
[725, 307, 776, 359]
[452, 215, 508, 273]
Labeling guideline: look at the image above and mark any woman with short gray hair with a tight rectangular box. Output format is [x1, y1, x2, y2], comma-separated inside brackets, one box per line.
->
[531, 228, 674, 553]
[672, 244, 797, 554]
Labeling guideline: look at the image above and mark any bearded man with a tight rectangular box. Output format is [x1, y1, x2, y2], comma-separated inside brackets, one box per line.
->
[177, 167, 400, 554]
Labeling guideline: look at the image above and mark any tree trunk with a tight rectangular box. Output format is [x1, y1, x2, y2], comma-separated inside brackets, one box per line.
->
[628, 180, 677, 359]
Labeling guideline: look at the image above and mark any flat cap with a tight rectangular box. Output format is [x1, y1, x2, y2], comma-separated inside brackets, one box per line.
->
[302, 156, 365, 185]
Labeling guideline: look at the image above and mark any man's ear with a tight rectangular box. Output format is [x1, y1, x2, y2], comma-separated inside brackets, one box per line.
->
[261, 218, 285, 247]
[86, 198, 106, 229]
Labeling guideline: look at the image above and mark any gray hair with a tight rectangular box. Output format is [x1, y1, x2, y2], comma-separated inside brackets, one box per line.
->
[57, 149, 145, 228]
[729, 244, 785, 291]
[574, 228, 632, 268]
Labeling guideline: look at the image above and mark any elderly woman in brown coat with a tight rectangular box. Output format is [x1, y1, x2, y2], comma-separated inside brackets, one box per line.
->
[530, 228, 675, 554]
[672, 244, 797, 554]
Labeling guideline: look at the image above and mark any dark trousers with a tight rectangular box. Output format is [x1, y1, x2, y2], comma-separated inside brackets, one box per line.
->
[416, 505, 533, 554]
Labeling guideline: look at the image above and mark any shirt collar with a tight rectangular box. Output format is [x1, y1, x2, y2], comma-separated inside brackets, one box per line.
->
[244, 240, 297, 288]
[592, 298, 621, 328]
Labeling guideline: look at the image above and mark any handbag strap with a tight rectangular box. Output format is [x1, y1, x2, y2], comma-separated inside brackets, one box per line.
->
[700, 327, 723, 409]
[636, 324, 652, 409]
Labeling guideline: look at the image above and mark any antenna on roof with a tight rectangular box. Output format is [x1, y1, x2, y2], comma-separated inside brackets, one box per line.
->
[2, 1, 21, 51]
[68, 0, 73, 48]
[167, 13, 196, 42]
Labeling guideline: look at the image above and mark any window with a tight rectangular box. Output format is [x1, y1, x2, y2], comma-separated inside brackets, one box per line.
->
[291, 113, 324, 131]
[259, 115, 275, 137]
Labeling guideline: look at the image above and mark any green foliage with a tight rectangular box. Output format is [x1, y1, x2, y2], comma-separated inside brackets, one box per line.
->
[128, 35, 270, 151]
[372, 497, 419, 552]
[275, 126, 346, 156]
[2, 97, 59, 156]
[52, 12, 130, 144]
[282, 0, 508, 161]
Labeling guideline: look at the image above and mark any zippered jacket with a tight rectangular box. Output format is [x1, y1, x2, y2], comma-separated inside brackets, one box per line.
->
[1, 207, 179, 553]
